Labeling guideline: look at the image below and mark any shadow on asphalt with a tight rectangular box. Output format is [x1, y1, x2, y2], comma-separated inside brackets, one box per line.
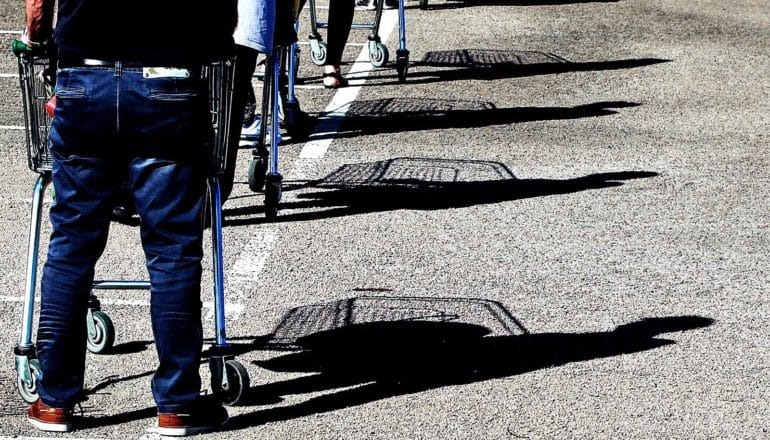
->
[419, 0, 621, 11]
[307, 99, 641, 140]
[223, 157, 658, 225]
[104, 340, 153, 355]
[70, 297, 713, 431]
[219, 296, 713, 431]
[356, 52, 669, 87]
[302, 50, 669, 88]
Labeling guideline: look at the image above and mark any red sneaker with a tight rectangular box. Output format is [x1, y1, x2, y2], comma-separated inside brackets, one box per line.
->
[157, 402, 229, 437]
[27, 399, 73, 432]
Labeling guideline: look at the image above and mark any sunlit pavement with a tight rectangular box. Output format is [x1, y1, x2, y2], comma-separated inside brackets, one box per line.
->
[0, 0, 767, 438]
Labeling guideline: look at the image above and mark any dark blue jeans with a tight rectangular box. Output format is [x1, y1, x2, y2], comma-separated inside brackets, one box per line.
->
[37, 64, 211, 413]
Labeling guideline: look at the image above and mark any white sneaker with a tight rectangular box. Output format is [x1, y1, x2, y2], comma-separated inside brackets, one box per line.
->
[355, 0, 377, 10]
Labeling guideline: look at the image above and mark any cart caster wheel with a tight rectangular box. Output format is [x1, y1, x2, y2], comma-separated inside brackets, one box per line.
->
[396, 49, 410, 82]
[248, 157, 268, 193]
[86, 310, 115, 354]
[419, 0, 428, 8]
[264, 174, 283, 221]
[310, 41, 327, 66]
[370, 43, 389, 68]
[17, 358, 41, 404]
[211, 360, 250, 406]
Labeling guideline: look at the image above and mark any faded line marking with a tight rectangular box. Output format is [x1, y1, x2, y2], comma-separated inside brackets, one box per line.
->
[223, 225, 279, 319]
[0, 437, 105, 440]
[0, 295, 243, 317]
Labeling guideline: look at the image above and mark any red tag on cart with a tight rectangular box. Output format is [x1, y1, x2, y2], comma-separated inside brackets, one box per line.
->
[45, 96, 57, 117]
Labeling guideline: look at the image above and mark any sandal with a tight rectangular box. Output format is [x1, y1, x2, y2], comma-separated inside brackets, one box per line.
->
[322, 71, 349, 89]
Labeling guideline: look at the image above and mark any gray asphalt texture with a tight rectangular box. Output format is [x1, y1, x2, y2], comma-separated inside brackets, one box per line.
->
[0, 0, 768, 438]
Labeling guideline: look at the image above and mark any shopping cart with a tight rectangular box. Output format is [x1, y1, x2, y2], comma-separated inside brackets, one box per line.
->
[11, 42, 250, 406]
[306, 0, 410, 81]
[246, 45, 285, 220]
[244, 2, 314, 219]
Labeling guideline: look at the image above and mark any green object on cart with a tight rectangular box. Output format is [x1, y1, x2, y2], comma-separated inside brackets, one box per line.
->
[11, 39, 32, 56]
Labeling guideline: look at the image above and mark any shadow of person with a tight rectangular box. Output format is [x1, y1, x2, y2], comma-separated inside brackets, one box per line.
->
[223, 169, 658, 225]
[224, 315, 713, 430]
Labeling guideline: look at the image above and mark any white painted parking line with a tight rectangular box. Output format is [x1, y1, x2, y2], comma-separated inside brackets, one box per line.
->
[0, 73, 19, 78]
[0, 125, 24, 130]
[0, 30, 22, 34]
[224, 225, 278, 320]
[0, 437, 105, 440]
[0, 295, 244, 317]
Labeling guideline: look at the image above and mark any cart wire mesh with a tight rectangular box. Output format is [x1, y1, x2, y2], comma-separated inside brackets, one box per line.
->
[16, 53, 54, 173]
[16, 55, 236, 176]
[203, 59, 235, 176]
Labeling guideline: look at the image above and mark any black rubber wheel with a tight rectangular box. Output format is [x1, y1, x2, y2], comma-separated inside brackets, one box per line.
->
[86, 310, 115, 354]
[17, 359, 41, 404]
[310, 41, 327, 66]
[264, 176, 282, 221]
[419, 0, 428, 8]
[248, 158, 268, 193]
[212, 360, 250, 406]
[283, 100, 312, 141]
[396, 51, 410, 82]
[370, 43, 389, 68]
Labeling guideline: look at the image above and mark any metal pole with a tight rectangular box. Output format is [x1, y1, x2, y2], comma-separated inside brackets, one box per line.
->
[209, 178, 228, 347]
[18, 174, 49, 346]
[270, 52, 281, 174]
[399, 0, 407, 51]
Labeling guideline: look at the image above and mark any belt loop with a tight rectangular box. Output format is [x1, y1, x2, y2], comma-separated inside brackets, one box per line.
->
[114, 60, 122, 78]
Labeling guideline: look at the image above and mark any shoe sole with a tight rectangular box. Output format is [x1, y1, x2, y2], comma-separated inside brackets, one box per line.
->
[157, 415, 229, 437]
[28, 416, 73, 433]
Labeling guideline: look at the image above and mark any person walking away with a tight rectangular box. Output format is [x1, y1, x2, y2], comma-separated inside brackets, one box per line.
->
[323, 0, 356, 88]
[21, 0, 237, 436]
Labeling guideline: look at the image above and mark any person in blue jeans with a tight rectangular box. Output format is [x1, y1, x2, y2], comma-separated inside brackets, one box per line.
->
[22, 0, 237, 436]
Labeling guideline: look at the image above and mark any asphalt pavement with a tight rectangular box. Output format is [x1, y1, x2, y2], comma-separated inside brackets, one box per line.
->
[0, 0, 767, 438]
